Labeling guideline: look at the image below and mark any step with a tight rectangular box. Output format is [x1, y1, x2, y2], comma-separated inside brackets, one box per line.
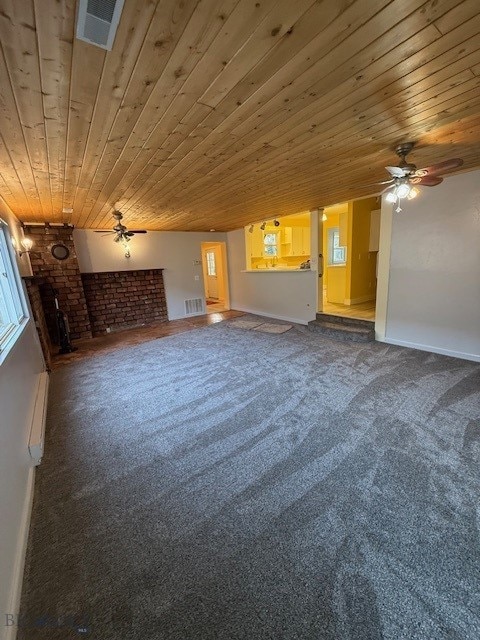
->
[315, 313, 375, 329]
[308, 319, 375, 342]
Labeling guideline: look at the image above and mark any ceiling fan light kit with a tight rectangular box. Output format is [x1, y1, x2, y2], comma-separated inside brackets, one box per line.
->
[94, 210, 147, 257]
[373, 142, 463, 213]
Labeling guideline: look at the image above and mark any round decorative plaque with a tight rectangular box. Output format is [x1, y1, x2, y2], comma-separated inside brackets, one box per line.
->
[51, 243, 70, 260]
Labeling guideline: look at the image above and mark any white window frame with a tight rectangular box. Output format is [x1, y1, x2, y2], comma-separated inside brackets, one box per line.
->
[328, 227, 347, 266]
[263, 231, 279, 257]
[0, 223, 29, 363]
[206, 250, 216, 276]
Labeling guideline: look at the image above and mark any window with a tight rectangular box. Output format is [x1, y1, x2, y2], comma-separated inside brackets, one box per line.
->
[328, 227, 347, 265]
[206, 251, 216, 276]
[0, 224, 28, 356]
[263, 232, 278, 257]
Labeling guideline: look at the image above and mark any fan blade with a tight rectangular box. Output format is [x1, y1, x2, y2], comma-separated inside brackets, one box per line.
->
[410, 175, 443, 186]
[413, 158, 463, 177]
[128, 230, 147, 234]
[94, 230, 115, 234]
[385, 166, 407, 177]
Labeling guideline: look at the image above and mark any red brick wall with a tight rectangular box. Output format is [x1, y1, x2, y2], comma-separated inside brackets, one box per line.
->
[81, 269, 167, 336]
[25, 226, 92, 341]
[24, 277, 52, 370]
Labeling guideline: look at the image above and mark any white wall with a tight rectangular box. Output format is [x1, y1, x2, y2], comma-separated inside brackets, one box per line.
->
[227, 228, 317, 324]
[383, 169, 480, 361]
[0, 202, 45, 640]
[0, 198, 32, 278]
[73, 230, 227, 320]
[0, 325, 44, 638]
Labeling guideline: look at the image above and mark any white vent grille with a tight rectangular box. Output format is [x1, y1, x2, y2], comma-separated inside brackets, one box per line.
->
[76, 0, 125, 50]
[184, 298, 204, 316]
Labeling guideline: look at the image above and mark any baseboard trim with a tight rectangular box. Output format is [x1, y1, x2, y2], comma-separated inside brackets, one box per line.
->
[28, 371, 49, 465]
[382, 337, 480, 362]
[232, 305, 312, 326]
[4, 467, 35, 640]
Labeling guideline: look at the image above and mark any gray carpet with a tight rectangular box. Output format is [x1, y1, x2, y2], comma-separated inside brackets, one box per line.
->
[19, 320, 480, 639]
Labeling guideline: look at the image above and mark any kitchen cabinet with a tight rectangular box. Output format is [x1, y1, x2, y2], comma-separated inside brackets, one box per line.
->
[281, 227, 292, 245]
[291, 227, 303, 255]
[280, 226, 310, 257]
[291, 227, 310, 256]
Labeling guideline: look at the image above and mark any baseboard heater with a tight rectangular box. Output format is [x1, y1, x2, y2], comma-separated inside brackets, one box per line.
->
[28, 372, 49, 465]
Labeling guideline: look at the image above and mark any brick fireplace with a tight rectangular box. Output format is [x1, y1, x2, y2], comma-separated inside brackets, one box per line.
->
[26, 225, 92, 341]
[81, 269, 167, 336]
[24, 225, 168, 347]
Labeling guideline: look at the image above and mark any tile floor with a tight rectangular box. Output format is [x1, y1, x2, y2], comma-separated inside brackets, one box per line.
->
[322, 290, 376, 321]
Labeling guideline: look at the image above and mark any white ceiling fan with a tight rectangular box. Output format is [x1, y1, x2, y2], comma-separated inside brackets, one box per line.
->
[369, 143, 463, 212]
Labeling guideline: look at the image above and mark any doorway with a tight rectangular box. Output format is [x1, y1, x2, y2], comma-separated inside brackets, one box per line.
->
[201, 242, 230, 314]
[317, 198, 379, 322]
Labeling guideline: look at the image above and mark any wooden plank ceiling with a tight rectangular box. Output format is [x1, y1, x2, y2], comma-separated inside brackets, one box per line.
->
[0, 0, 479, 231]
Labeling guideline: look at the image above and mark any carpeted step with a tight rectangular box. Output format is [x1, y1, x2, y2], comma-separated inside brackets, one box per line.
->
[315, 312, 375, 329]
[308, 318, 375, 342]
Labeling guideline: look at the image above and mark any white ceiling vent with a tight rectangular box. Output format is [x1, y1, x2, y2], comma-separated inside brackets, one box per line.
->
[76, 0, 125, 50]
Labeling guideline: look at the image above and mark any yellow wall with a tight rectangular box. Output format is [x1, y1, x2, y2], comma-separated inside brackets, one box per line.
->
[323, 206, 346, 303]
[345, 196, 378, 304]
[247, 212, 311, 269]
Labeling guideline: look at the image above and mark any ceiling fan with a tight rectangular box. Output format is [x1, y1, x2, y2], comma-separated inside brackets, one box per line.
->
[372, 142, 463, 212]
[94, 211, 147, 257]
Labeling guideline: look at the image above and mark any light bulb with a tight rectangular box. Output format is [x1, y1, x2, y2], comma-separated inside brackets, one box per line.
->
[385, 191, 397, 203]
[322, 213, 327, 222]
[396, 183, 410, 199]
[21, 237, 33, 251]
[407, 186, 419, 200]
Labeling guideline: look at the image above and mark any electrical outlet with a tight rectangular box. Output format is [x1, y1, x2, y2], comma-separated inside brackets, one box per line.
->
[106, 327, 111, 333]
[194, 275, 200, 281]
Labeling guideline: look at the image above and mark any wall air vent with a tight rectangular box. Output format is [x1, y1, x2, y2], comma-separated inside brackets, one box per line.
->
[76, 0, 125, 50]
[184, 298, 204, 316]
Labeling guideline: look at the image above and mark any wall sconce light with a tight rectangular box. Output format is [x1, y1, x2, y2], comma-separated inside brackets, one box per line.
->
[248, 224, 254, 233]
[322, 212, 327, 222]
[260, 221, 266, 230]
[273, 219, 280, 227]
[16, 236, 34, 257]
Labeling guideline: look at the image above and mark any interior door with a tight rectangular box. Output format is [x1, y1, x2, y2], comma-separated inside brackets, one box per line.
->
[205, 249, 218, 299]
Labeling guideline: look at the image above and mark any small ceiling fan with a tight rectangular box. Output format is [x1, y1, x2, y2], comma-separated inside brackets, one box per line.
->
[95, 211, 147, 257]
[372, 142, 463, 212]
